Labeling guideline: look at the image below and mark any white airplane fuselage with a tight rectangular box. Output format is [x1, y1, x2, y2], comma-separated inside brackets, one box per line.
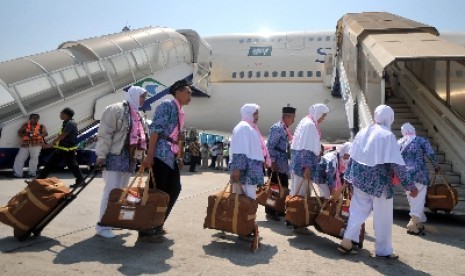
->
[183, 31, 351, 141]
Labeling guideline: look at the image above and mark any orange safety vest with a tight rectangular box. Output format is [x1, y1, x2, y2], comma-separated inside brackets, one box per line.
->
[22, 122, 44, 145]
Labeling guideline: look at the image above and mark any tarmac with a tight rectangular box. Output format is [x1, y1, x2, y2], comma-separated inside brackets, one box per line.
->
[0, 167, 464, 276]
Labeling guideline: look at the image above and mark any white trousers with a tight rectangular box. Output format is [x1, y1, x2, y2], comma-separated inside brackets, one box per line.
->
[96, 170, 131, 232]
[343, 186, 394, 256]
[13, 146, 42, 176]
[313, 183, 331, 199]
[232, 183, 256, 200]
[406, 182, 427, 222]
[290, 174, 311, 196]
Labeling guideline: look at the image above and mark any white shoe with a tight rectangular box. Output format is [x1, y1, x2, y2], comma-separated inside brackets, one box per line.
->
[96, 229, 116, 239]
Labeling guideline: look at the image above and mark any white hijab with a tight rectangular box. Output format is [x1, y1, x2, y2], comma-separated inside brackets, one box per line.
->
[291, 103, 329, 155]
[350, 105, 405, 166]
[125, 86, 147, 110]
[398, 122, 417, 153]
[309, 104, 329, 122]
[230, 104, 264, 162]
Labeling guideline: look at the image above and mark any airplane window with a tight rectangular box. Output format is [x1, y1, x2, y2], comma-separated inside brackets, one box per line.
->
[248, 71, 253, 78]
[256, 71, 261, 78]
[239, 39, 244, 43]
[289, 71, 295, 77]
[298, 71, 304, 77]
[272, 71, 278, 77]
[281, 71, 286, 77]
[307, 71, 313, 77]
[240, 71, 244, 78]
[246, 38, 251, 42]
[456, 70, 463, 78]
[316, 71, 321, 77]
[278, 38, 282, 42]
[309, 37, 314, 41]
[254, 39, 259, 43]
[326, 36, 330, 41]
[264, 71, 269, 77]
[317, 37, 322, 41]
[232, 72, 237, 79]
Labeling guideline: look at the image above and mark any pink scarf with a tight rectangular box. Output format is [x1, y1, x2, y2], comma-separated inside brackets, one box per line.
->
[245, 119, 271, 167]
[307, 115, 321, 139]
[129, 107, 146, 150]
[282, 120, 293, 141]
[168, 99, 185, 154]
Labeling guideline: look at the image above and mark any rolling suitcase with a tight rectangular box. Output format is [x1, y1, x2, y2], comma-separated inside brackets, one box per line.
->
[0, 168, 101, 241]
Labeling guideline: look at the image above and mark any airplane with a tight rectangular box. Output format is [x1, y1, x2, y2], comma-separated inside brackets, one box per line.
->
[1, 13, 465, 172]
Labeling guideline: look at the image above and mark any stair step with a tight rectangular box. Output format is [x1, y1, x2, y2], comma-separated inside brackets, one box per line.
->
[394, 118, 420, 125]
[392, 121, 423, 129]
[386, 97, 404, 103]
[391, 107, 411, 113]
[389, 102, 410, 108]
[395, 112, 418, 119]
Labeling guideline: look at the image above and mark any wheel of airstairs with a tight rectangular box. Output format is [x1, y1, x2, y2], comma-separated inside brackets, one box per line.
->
[386, 96, 464, 215]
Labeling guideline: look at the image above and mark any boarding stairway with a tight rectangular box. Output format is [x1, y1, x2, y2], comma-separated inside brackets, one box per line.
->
[387, 95, 465, 213]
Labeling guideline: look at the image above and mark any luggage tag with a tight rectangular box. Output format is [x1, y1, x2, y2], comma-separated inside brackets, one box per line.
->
[134, 149, 144, 160]
[266, 198, 276, 206]
[119, 206, 136, 220]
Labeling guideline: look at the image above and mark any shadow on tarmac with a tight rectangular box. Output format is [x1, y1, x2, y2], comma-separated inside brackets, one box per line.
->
[393, 209, 465, 251]
[202, 232, 278, 266]
[287, 230, 429, 276]
[53, 234, 174, 275]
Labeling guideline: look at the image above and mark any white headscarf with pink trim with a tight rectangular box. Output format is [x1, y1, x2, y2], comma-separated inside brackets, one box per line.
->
[291, 103, 329, 155]
[230, 104, 270, 166]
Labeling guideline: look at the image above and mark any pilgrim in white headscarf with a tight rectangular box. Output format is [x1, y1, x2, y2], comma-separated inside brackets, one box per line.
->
[339, 105, 418, 258]
[230, 103, 269, 199]
[290, 103, 329, 195]
[397, 122, 440, 235]
[94, 85, 148, 240]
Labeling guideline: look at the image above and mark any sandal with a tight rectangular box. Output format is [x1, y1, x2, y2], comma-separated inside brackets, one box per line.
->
[407, 229, 425, 236]
[376, 253, 399, 259]
[337, 245, 358, 255]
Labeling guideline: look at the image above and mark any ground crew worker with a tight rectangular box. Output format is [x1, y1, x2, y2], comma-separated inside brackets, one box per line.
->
[13, 113, 48, 178]
[37, 108, 84, 187]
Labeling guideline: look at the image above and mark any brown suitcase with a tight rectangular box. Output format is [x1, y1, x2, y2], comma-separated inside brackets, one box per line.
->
[285, 180, 325, 227]
[256, 173, 289, 214]
[314, 184, 346, 238]
[314, 184, 365, 248]
[204, 183, 258, 236]
[0, 178, 69, 238]
[426, 174, 458, 213]
[100, 169, 169, 230]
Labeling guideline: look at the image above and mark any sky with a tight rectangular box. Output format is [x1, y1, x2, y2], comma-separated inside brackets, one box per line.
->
[1, 0, 465, 62]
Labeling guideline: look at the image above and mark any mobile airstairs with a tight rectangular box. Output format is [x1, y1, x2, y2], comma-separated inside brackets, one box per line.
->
[334, 12, 465, 213]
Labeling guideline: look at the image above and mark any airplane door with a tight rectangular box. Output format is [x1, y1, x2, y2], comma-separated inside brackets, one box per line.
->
[286, 34, 304, 50]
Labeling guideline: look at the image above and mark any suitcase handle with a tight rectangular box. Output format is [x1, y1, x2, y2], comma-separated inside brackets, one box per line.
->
[118, 167, 152, 206]
[264, 171, 286, 198]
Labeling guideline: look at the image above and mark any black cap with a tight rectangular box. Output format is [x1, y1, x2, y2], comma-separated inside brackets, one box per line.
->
[169, 79, 191, 95]
[29, 113, 40, 119]
[61, 107, 75, 118]
[282, 105, 296, 114]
